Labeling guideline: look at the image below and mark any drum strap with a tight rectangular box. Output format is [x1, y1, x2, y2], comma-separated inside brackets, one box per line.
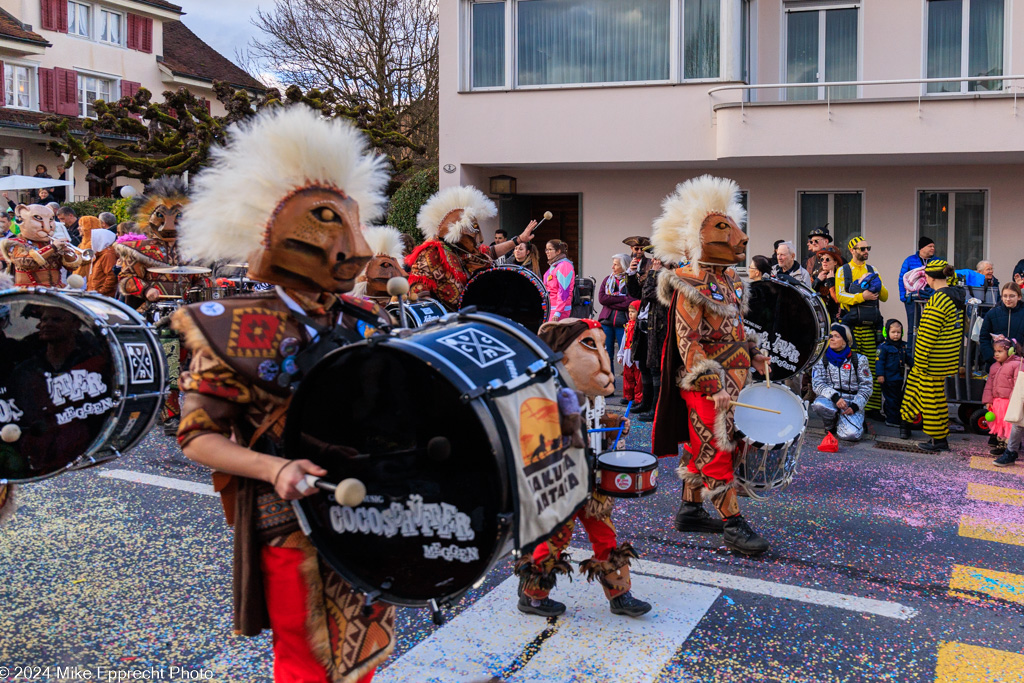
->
[247, 397, 292, 449]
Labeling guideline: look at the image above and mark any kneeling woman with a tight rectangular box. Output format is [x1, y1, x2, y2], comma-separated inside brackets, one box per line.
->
[810, 323, 874, 442]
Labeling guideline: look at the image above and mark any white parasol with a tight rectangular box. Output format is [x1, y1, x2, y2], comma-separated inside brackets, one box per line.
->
[0, 175, 74, 191]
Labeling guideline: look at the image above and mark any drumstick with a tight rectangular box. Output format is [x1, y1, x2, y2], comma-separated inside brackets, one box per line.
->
[301, 475, 367, 507]
[730, 401, 781, 414]
[764, 358, 772, 388]
[533, 211, 554, 231]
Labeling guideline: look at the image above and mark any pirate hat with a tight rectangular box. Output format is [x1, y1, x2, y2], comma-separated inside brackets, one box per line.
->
[622, 236, 651, 249]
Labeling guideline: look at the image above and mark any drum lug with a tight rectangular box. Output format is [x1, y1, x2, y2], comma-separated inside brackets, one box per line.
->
[497, 512, 513, 529]
[362, 589, 382, 614]
[429, 598, 446, 626]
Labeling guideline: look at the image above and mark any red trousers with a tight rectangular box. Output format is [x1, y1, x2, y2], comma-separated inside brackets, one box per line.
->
[526, 507, 620, 599]
[261, 546, 375, 683]
[622, 364, 643, 403]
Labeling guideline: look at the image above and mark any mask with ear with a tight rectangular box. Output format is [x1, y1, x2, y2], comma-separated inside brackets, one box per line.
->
[15, 204, 56, 243]
[539, 319, 615, 398]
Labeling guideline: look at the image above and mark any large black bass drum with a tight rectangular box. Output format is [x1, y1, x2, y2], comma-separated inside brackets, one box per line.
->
[285, 311, 590, 608]
[0, 288, 167, 483]
[385, 297, 447, 328]
[745, 278, 829, 380]
[459, 265, 549, 333]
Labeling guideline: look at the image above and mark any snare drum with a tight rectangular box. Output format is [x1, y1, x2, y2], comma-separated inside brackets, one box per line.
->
[460, 265, 549, 333]
[0, 288, 167, 483]
[732, 382, 808, 499]
[148, 299, 183, 324]
[745, 278, 829, 380]
[595, 450, 658, 498]
[385, 298, 447, 328]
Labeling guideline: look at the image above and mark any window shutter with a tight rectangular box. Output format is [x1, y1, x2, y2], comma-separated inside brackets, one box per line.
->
[56, 0, 68, 32]
[54, 67, 79, 116]
[140, 17, 153, 54]
[41, 0, 68, 32]
[202, 98, 211, 113]
[126, 14, 138, 50]
[121, 80, 141, 99]
[39, 68, 57, 113]
[0, 62, 5, 108]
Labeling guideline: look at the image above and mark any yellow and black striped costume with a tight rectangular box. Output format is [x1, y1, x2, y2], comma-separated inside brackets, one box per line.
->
[835, 260, 888, 411]
[901, 288, 964, 438]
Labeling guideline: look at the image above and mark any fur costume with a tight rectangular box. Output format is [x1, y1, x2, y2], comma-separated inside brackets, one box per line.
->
[650, 176, 761, 521]
[173, 105, 394, 683]
[0, 204, 81, 287]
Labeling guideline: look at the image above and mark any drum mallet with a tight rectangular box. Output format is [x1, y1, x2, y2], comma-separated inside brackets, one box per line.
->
[730, 401, 781, 415]
[387, 276, 411, 328]
[301, 475, 367, 507]
[534, 211, 554, 230]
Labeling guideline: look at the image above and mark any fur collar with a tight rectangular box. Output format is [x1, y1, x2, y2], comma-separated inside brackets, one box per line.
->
[657, 267, 747, 318]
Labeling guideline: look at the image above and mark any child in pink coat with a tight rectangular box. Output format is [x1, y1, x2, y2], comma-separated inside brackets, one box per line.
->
[983, 335, 1023, 461]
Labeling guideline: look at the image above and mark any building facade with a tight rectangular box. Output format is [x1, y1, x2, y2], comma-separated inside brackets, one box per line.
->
[441, 0, 1024, 324]
[0, 0, 263, 200]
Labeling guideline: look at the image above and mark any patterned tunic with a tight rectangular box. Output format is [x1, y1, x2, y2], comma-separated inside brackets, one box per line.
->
[0, 237, 80, 287]
[406, 240, 491, 311]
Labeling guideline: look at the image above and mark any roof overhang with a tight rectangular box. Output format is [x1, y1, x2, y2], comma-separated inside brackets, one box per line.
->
[103, 0, 182, 20]
[0, 36, 49, 54]
[158, 62, 264, 97]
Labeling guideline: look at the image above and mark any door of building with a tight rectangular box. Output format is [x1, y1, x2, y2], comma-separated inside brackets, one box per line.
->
[498, 194, 581, 274]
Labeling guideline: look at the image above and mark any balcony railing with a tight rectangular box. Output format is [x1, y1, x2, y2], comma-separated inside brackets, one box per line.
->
[707, 75, 1024, 123]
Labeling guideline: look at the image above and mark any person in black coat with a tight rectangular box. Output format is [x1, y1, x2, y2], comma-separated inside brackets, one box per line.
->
[875, 319, 911, 427]
[636, 258, 672, 422]
[979, 282, 1024, 370]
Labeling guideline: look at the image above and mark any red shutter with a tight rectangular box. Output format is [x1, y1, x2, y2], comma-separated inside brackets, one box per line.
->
[56, 0, 68, 32]
[54, 67, 79, 116]
[122, 80, 141, 98]
[140, 17, 153, 54]
[41, 0, 68, 32]
[126, 14, 138, 50]
[202, 98, 211, 113]
[39, 68, 57, 112]
[0, 62, 5, 108]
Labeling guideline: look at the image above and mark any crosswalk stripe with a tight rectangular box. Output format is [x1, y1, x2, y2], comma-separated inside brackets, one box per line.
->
[966, 483, 1024, 507]
[98, 469, 218, 497]
[934, 641, 1024, 682]
[968, 457, 1024, 478]
[957, 515, 1024, 548]
[948, 565, 1024, 605]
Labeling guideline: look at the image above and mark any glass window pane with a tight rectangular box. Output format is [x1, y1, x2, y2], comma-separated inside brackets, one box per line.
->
[68, 3, 76, 34]
[4, 73, 12, 107]
[517, 0, 671, 86]
[110, 14, 121, 43]
[954, 192, 985, 268]
[968, 0, 1003, 91]
[832, 193, 862, 250]
[919, 192, 950, 259]
[472, 3, 505, 88]
[799, 193, 828, 247]
[927, 0, 962, 93]
[684, 0, 720, 79]
[824, 9, 857, 99]
[786, 11, 818, 101]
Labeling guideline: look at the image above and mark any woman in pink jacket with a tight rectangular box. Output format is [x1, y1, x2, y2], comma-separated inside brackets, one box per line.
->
[543, 239, 575, 322]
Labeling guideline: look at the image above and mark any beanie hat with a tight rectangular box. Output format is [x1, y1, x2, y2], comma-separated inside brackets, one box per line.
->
[848, 235, 865, 253]
[918, 236, 935, 250]
[629, 300, 641, 312]
[830, 322, 854, 349]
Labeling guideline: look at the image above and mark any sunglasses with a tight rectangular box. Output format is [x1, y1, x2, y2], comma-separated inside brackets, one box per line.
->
[856, 246, 872, 252]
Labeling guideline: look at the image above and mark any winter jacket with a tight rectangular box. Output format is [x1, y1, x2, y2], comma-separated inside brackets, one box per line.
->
[598, 274, 637, 328]
[543, 255, 575, 321]
[913, 287, 966, 377]
[86, 246, 118, 297]
[898, 253, 934, 302]
[876, 339, 911, 384]
[980, 300, 1024, 368]
[811, 349, 874, 411]
[982, 354, 1023, 404]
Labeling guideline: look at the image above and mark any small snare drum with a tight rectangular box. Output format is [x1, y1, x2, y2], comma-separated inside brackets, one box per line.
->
[595, 450, 658, 498]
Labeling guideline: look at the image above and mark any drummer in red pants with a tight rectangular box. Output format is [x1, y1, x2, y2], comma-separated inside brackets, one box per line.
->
[514, 318, 652, 618]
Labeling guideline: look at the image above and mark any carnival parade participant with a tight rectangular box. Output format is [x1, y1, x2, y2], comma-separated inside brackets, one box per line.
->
[650, 175, 771, 557]
[835, 235, 887, 418]
[0, 203, 81, 287]
[515, 318, 652, 618]
[173, 106, 394, 683]
[353, 225, 406, 306]
[406, 186, 536, 310]
[809, 323, 874, 443]
[901, 260, 964, 452]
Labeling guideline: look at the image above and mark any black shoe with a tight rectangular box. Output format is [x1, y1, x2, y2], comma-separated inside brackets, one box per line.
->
[723, 515, 769, 557]
[919, 438, 950, 452]
[163, 417, 179, 436]
[990, 445, 1006, 456]
[517, 594, 566, 617]
[994, 451, 1019, 467]
[674, 501, 725, 534]
[988, 434, 999, 446]
[619, 398, 631, 405]
[865, 409, 885, 422]
[637, 411, 655, 423]
[609, 591, 652, 617]
[899, 423, 912, 440]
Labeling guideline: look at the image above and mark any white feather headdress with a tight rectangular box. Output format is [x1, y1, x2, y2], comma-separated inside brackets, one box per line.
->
[178, 106, 390, 263]
[362, 225, 405, 259]
[416, 185, 497, 244]
[651, 175, 746, 265]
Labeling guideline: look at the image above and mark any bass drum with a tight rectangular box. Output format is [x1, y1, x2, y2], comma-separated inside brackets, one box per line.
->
[385, 298, 447, 328]
[285, 312, 578, 607]
[0, 288, 167, 483]
[459, 265, 549, 333]
[745, 278, 829, 381]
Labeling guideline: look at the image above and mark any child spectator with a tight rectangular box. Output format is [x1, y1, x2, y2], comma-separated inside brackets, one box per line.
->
[876, 319, 911, 429]
[617, 301, 643, 407]
[984, 335, 1023, 463]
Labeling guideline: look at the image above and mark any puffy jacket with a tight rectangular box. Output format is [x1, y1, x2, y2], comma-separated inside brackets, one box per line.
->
[543, 256, 575, 321]
[598, 274, 637, 328]
[913, 287, 965, 377]
[982, 354, 1023, 404]
[898, 253, 934, 302]
[876, 340, 910, 383]
[811, 350, 874, 411]
[979, 300, 1024, 368]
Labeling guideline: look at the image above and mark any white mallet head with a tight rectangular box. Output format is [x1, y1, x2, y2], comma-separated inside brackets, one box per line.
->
[334, 478, 367, 507]
[543, 211, 553, 221]
[1, 424, 22, 443]
[387, 276, 410, 297]
[66, 274, 85, 290]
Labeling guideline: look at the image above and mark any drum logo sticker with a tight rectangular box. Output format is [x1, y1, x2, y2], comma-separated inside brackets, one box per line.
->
[437, 328, 515, 368]
[614, 473, 632, 491]
[199, 301, 225, 317]
[125, 343, 155, 383]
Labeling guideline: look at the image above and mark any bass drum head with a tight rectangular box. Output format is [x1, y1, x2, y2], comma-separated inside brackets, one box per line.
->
[745, 279, 829, 380]
[733, 383, 806, 448]
[460, 265, 549, 333]
[0, 291, 119, 483]
[286, 341, 509, 607]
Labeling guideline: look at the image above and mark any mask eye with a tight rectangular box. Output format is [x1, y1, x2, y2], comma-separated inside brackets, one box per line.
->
[580, 338, 598, 351]
[315, 207, 340, 223]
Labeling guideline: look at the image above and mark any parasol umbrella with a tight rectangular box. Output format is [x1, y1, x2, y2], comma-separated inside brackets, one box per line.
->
[0, 175, 73, 191]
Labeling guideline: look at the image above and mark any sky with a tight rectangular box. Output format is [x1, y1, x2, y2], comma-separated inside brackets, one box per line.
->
[172, 0, 266, 69]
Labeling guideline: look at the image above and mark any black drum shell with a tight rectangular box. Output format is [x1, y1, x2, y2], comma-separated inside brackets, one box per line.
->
[744, 278, 829, 381]
[459, 265, 549, 333]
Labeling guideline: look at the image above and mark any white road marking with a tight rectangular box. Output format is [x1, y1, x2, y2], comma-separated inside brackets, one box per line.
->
[604, 547, 919, 621]
[98, 468, 217, 497]
[377, 570, 719, 683]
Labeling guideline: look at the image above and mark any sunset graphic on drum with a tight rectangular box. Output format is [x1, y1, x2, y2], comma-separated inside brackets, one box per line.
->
[518, 397, 564, 475]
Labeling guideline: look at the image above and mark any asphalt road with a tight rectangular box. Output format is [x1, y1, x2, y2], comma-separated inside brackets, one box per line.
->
[1, 416, 1022, 682]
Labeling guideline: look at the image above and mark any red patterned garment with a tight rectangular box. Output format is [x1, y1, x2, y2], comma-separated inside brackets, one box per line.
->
[115, 237, 206, 305]
[0, 237, 79, 287]
[405, 240, 489, 311]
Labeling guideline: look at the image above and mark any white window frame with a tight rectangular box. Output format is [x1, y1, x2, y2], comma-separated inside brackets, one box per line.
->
[461, 0, 744, 92]
[916, 188, 989, 265]
[98, 7, 125, 47]
[922, 0, 1009, 96]
[780, 1, 862, 101]
[77, 70, 119, 119]
[68, 1, 92, 40]
[794, 189, 865, 246]
[3, 61, 38, 111]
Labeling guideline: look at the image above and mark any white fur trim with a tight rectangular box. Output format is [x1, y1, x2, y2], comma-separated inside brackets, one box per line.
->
[651, 175, 746, 265]
[701, 480, 736, 502]
[362, 225, 405, 259]
[677, 467, 704, 486]
[677, 357, 726, 392]
[416, 185, 497, 243]
[178, 106, 390, 263]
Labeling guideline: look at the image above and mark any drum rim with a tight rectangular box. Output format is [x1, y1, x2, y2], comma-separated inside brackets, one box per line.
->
[459, 264, 551, 322]
[595, 450, 658, 473]
[597, 487, 658, 499]
[733, 383, 808, 451]
[0, 288, 167, 483]
[746, 278, 829, 380]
